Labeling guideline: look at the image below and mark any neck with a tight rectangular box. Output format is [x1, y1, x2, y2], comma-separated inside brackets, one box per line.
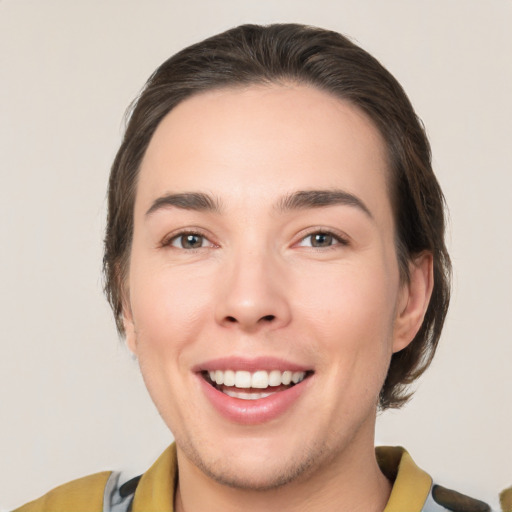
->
[174, 422, 391, 512]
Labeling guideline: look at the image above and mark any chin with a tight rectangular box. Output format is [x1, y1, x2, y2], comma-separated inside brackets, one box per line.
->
[199, 455, 317, 491]
[179, 432, 331, 491]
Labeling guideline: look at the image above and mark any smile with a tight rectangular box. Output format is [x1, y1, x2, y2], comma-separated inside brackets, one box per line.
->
[196, 358, 314, 424]
[209, 369, 307, 388]
[201, 368, 312, 401]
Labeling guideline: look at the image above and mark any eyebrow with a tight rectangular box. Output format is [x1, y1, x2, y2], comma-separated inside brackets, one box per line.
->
[146, 192, 222, 216]
[145, 189, 372, 218]
[276, 189, 372, 218]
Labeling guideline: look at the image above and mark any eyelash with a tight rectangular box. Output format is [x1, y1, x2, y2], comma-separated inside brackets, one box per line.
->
[160, 229, 349, 251]
[295, 229, 349, 249]
[161, 230, 214, 250]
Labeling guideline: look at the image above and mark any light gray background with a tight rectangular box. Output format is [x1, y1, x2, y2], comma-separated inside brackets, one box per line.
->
[1, 1, 511, 510]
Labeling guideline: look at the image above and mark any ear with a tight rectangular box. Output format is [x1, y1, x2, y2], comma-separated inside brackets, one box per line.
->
[122, 293, 138, 356]
[392, 252, 434, 353]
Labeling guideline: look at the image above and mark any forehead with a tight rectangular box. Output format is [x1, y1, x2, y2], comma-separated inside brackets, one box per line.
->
[136, 84, 391, 220]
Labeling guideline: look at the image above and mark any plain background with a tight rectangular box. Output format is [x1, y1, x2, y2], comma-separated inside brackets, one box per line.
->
[1, 1, 511, 510]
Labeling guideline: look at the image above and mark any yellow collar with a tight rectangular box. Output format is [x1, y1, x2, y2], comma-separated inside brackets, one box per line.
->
[377, 446, 432, 512]
[131, 444, 177, 512]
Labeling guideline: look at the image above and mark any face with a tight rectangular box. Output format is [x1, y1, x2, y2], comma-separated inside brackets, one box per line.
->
[124, 85, 426, 489]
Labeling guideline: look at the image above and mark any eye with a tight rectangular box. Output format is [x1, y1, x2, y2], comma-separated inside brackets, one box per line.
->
[297, 231, 347, 248]
[168, 232, 211, 249]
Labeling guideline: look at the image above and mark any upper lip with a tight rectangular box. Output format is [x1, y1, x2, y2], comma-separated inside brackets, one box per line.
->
[193, 356, 312, 373]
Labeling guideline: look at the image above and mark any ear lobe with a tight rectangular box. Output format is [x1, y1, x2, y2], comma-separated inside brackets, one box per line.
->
[122, 296, 138, 356]
[392, 252, 434, 353]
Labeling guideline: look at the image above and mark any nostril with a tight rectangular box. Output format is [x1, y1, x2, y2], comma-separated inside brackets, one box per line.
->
[222, 314, 277, 326]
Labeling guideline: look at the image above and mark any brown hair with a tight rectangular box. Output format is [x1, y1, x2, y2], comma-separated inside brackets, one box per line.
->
[104, 23, 451, 409]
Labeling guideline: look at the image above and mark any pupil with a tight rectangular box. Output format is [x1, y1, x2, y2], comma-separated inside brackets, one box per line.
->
[312, 233, 331, 247]
[183, 234, 202, 248]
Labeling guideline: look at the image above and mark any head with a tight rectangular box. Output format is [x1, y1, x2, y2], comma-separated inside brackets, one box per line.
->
[104, 23, 451, 411]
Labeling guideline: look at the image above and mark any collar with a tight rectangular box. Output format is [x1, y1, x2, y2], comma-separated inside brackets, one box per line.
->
[131, 444, 177, 512]
[377, 446, 432, 512]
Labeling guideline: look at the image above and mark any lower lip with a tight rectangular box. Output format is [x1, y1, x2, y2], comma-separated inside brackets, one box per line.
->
[197, 374, 310, 425]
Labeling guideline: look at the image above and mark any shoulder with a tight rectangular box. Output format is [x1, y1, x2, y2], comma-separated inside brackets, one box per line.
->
[423, 484, 495, 512]
[11, 445, 177, 512]
[12, 471, 112, 512]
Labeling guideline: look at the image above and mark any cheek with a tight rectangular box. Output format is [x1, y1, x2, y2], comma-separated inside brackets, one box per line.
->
[127, 258, 217, 426]
[128, 256, 215, 356]
[296, 261, 398, 333]
[294, 260, 398, 380]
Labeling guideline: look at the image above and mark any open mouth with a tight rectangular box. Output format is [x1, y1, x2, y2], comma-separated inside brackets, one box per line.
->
[201, 369, 314, 400]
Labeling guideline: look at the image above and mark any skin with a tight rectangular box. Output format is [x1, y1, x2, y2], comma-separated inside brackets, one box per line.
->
[123, 84, 433, 512]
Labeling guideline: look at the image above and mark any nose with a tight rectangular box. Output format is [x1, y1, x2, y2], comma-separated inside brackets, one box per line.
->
[215, 249, 292, 333]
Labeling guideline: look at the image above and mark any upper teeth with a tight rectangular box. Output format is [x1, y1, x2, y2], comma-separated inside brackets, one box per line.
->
[208, 370, 306, 389]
